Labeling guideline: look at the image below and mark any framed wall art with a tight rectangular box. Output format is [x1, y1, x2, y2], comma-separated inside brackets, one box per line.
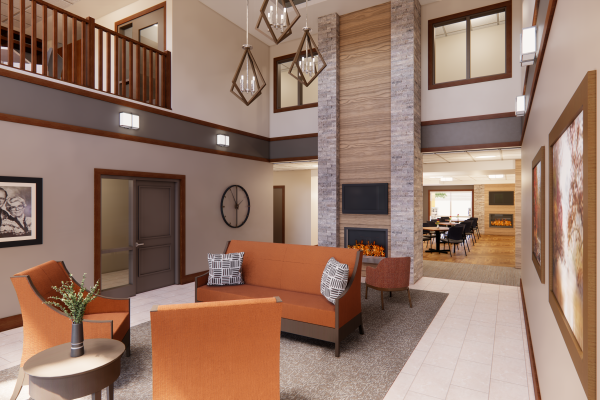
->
[532, 146, 545, 283]
[548, 70, 596, 399]
[0, 176, 43, 248]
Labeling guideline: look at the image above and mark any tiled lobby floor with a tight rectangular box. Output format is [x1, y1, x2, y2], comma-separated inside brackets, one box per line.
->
[0, 278, 532, 400]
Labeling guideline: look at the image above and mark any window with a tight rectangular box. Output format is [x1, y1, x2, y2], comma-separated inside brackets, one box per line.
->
[429, 191, 474, 221]
[428, 1, 511, 90]
[274, 53, 318, 113]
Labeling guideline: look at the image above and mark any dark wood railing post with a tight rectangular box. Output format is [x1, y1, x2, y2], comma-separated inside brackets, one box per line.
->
[164, 50, 171, 109]
[8, 0, 14, 67]
[20, 0, 25, 70]
[31, 0, 37, 71]
[86, 17, 95, 89]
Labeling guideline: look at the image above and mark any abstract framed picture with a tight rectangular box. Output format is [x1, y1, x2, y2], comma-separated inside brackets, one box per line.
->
[548, 71, 596, 399]
[0, 176, 43, 248]
[532, 146, 545, 283]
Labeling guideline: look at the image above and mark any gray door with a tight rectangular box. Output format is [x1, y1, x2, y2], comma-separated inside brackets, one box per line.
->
[135, 180, 176, 293]
[273, 186, 284, 243]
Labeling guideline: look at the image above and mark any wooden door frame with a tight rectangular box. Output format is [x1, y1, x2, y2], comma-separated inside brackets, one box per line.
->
[273, 185, 285, 243]
[94, 169, 196, 289]
[427, 189, 475, 221]
[114, 2, 167, 49]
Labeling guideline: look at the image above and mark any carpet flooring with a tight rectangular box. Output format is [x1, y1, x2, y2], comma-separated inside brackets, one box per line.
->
[423, 260, 521, 286]
[0, 285, 447, 400]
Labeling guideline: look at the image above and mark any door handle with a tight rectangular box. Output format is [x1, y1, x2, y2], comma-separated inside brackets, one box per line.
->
[135, 242, 145, 247]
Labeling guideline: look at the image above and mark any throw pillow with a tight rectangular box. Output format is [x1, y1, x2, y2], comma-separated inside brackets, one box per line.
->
[207, 252, 245, 286]
[320, 257, 349, 305]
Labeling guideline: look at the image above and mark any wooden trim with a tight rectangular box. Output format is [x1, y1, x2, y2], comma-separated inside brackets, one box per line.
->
[521, 281, 542, 400]
[274, 185, 285, 244]
[0, 112, 270, 163]
[427, 189, 474, 222]
[521, 0, 557, 139]
[428, 1, 512, 91]
[94, 169, 192, 288]
[269, 133, 318, 141]
[523, 65, 529, 95]
[531, 145, 545, 283]
[273, 51, 318, 113]
[274, 103, 318, 113]
[421, 141, 521, 153]
[0, 67, 270, 141]
[0, 314, 23, 332]
[114, 1, 167, 48]
[421, 112, 516, 126]
[270, 155, 318, 162]
[532, 0, 541, 25]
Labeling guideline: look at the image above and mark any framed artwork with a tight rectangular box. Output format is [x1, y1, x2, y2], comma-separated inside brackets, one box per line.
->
[548, 71, 596, 399]
[532, 146, 545, 283]
[0, 177, 43, 248]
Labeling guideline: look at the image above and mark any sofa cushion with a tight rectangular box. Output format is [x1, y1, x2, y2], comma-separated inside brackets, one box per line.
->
[83, 312, 130, 341]
[207, 252, 245, 286]
[197, 284, 335, 328]
[320, 258, 349, 304]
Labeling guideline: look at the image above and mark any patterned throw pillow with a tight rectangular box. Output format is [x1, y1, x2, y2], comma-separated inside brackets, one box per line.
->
[320, 257, 349, 305]
[207, 252, 245, 286]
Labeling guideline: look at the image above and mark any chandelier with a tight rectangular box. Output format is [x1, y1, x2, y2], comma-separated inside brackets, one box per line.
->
[231, 0, 267, 106]
[256, 0, 300, 45]
[288, 0, 326, 87]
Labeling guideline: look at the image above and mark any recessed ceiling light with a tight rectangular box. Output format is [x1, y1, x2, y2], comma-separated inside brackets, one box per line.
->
[489, 174, 505, 179]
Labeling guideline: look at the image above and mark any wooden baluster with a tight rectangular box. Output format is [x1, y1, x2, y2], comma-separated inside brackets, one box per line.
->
[98, 30, 103, 91]
[142, 47, 147, 103]
[158, 54, 163, 107]
[128, 38, 133, 99]
[86, 17, 95, 88]
[19, 0, 25, 70]
[106, 32, 111, 93]
[31, 0, 37, 72]
[113, 35, 118, 95]
[164, 50, 171, 109]
[135, 43, 140, 100]
[154, 51, 159, 105]
[62, 12, 67, 80]
[42, 4, 47, 76]
[121, 36, 125, 96]
[149, 51, 153, 104]
[52, 9, 57, 78]
[80, 19, 84, 85]
[8, 0, 14, 67]
[71, 18, 76, 83]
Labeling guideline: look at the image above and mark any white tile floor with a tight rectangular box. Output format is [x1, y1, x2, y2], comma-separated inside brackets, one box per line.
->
[0, 278, 532, 400]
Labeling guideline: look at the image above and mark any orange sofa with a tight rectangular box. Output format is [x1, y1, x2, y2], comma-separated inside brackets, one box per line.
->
[196, 241, 363, 357]
[151, 297, 282, 400]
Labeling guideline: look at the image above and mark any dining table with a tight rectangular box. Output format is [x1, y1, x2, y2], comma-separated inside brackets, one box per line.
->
[423, 226, 450, 253]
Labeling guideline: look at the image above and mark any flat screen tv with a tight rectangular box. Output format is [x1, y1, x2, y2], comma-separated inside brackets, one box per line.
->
[342, 183, 388, 214]
[489, 191, 514, 206]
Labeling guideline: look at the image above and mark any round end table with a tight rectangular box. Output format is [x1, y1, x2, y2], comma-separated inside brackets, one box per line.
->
[23, 338, 125, 400]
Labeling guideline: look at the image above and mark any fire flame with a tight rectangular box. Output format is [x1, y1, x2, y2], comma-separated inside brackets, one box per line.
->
[491, 219, 513, 227]
[349, 240, 386, 257]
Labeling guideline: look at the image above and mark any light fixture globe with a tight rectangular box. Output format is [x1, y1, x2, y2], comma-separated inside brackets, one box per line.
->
[256, 0, 301, 45]
[288, 27, 326, 87]
[230, 44, 267, 106]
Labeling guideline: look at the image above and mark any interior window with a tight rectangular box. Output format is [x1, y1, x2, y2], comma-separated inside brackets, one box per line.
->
[275, 54, 318, 112]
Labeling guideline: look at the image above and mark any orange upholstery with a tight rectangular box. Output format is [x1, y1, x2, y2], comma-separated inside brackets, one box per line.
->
[11, 261, 130, 367]
[151, 298, 282, 400]
[197, 284, 335, 328]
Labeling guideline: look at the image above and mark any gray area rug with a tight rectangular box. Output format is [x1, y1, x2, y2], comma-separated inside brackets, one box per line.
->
[424, 260, 521, 287]
[0, 285, 447, 400]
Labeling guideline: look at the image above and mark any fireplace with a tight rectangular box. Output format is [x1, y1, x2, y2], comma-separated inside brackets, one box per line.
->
[344, 227, 388, 258]
[490, 214, 513, 228]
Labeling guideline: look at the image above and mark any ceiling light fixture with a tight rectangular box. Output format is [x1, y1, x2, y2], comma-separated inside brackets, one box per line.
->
[520, 26, 537, 66]
[516, 95, 527, 116]
[256, 0, 300, 45]
[231, 0, 267, 106]
[489, 174, 505, 179]
[440, 177, 453, 182]
[119, 112, 139, 130]
[288, 0, 326, 87]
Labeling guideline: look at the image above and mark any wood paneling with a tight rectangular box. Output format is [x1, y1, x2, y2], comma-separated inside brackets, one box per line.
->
[0, 314, 23, 332]
[484, 183, 516, 236]
[514, 160, 522, 268]
[338, 3, 391, 251]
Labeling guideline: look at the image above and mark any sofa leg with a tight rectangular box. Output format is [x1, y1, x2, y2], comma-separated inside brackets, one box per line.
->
[390, 291, 392, 297]
[407, 288, 413, 308]
[380, 290, 384, 310]
[365, 286, 368, 299]
[335, 341, 340, 357]
[359, 324, 365, 335]
[10, 367, 25, 400]
[124, 329, 131, 357]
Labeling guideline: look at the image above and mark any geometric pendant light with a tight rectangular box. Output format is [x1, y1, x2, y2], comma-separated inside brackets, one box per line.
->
[256, 0, 300, 45]
[288, 0, 326, 87]
[231, 0, 267, 106]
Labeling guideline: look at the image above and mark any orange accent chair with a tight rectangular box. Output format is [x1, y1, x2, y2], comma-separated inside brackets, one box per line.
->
[151, 297, 283, 400]
[196, 241, 363, 357]
[365, 257, 413, 310]
[10, 261, 130, 400]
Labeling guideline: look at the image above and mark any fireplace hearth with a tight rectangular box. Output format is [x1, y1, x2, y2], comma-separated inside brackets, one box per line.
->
[490, 214, 513, 228]
[344, 227, 388, 259]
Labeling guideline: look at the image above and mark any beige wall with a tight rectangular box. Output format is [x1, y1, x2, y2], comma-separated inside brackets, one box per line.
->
[520, 1, 600, 399]
[421, 0, 522, 121]
[273, 170, 313, 246]
[0, 123, 274, 319]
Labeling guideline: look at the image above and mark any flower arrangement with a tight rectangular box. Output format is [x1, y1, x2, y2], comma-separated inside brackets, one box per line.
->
[435, 221, 440, 226]
[45, 273, 100, 324]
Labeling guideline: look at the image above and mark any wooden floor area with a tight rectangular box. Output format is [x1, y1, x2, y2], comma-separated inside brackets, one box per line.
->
[423, 234, 515, 268]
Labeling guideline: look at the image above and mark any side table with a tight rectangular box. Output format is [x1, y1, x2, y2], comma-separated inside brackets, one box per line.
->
[23, 338, 125, 400]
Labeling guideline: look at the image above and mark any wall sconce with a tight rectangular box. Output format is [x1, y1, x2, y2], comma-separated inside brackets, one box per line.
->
[217, 134, 230, 147]
[520, 26, 537, 66]
[119, 112, 139, 130]
[440, 177, 453, 182]
[489, 174, 505, 179]
[516, 95, 527, 116]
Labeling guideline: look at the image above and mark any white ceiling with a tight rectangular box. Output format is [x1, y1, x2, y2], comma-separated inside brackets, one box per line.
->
[423, 148, 521, 164]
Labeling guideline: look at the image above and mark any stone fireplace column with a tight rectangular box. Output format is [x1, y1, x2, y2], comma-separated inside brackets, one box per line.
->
[317, 13, 340, 247]
[391, 0, 423, 283]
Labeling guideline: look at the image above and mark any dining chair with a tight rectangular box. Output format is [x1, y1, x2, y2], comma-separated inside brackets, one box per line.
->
[440, 225, 467, 256]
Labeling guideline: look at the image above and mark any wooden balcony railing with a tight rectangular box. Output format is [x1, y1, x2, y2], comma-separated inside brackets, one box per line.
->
[0, 0, 171, 109]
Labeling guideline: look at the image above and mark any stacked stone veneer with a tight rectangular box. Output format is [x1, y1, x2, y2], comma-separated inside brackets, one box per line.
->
[390, 0, 422, 283]
[474, 184, 486, 234]
[317, 13, 341, 247]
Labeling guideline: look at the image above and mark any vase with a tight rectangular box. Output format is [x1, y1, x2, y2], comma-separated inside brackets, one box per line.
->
[70, 323, 84, 357]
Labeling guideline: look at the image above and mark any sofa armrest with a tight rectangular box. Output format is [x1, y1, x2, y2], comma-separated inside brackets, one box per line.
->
[336, 250, 363, 328]
[195, 271, 209, 302]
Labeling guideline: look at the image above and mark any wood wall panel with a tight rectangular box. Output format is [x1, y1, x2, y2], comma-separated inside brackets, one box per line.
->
[338, 3, 392, 252]
[484, 183, 517, 236]
[514, 160, 522, 268]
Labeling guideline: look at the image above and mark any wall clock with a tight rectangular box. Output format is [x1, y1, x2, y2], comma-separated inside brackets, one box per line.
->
[221, 185, 250, 228]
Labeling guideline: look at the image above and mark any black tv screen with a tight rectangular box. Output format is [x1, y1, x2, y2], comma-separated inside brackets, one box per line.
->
[342, 183, 388, 214]
[489, 191, 514, 206]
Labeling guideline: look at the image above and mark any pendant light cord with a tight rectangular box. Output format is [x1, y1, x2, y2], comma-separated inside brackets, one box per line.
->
[246, 0, 249, 45]
[305, 0, 308, 28]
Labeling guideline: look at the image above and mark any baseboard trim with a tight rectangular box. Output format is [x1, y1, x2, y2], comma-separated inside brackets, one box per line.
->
[0, 314, 23, 332]
[520, 280, 542, 400]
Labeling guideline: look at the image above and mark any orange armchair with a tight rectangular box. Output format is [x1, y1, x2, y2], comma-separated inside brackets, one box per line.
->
[10, 260, 130, 400]
[365, 257, 412, 310]
[151, 297, 283, 400]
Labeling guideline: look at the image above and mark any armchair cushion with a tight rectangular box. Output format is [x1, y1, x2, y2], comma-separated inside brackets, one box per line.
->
[207, 252, 245, 286]
[83, 312, 130, 341]
[366, 257, 411, 289]
[320, 257, 349, 305]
